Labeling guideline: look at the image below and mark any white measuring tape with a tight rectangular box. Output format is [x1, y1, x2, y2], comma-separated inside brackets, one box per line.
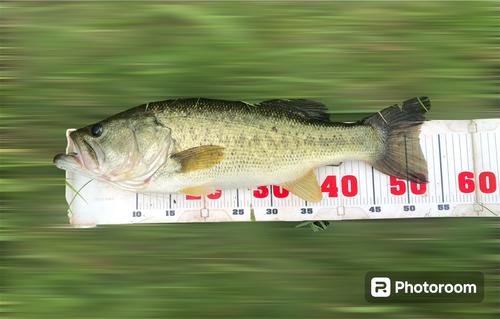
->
[63, 119, 499, 227]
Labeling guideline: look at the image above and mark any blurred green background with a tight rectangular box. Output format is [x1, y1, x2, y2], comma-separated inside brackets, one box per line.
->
[2, 2, 499, 318]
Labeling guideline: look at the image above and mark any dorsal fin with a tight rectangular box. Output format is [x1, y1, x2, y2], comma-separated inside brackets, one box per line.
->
[146, 98, 331, 123]
[254, 99, 331, 123]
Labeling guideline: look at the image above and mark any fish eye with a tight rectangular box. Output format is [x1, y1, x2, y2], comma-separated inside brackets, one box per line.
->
[91, 124, 103, 137]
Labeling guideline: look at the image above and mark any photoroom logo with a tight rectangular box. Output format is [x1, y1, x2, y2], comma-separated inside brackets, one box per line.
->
[365, 272, 484, 303]
[371, 277, 391, 297]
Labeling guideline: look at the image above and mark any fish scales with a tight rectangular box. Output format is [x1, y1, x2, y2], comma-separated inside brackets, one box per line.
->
[147, 98, 378, 192]
[54, 97, 430, 202]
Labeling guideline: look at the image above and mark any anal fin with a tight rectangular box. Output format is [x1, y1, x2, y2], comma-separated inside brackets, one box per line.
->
[280, 169, 323, 203]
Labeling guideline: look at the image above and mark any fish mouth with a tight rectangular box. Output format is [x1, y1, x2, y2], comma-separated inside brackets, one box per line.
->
[53, 129, 103, 173]
[54, 129, 81, 169]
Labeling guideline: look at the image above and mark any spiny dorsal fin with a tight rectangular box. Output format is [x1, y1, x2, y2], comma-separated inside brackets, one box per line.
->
[171, 145, 226, 173]
[280, 168, 323, 203]
[255, 99, 331, 123]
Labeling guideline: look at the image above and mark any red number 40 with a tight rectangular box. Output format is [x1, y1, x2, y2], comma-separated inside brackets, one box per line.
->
[321, 175, 358, 197]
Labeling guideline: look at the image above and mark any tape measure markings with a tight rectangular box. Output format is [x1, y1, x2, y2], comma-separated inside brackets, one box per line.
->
[371, 167, 377, 205]
[63, 120, 500, 226]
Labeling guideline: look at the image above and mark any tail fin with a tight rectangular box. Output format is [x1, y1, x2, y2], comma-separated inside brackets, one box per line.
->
[363, 97, 431, 184]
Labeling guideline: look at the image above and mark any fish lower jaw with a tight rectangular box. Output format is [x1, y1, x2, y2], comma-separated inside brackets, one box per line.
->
[53, 153, 85, 171]
[53, 153, 67, 167]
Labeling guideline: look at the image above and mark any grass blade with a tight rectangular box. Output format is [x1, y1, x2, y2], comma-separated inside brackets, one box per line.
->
[65, 179, 93, 215]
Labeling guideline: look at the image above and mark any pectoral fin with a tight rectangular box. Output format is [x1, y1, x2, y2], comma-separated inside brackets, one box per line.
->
[179, 184, 216, 196]
[280, 169, 323, 203]
[171, 145, 226, 173]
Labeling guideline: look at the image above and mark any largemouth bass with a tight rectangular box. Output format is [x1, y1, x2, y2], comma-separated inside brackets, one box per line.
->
[54, 97, 430, 202]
